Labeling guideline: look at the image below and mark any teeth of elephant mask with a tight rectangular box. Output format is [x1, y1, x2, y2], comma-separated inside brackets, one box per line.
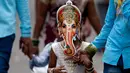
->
[57, 0, 81, 56]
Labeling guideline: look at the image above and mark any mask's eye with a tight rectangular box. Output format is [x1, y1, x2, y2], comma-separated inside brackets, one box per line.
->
[71, 24, 76, 28]
[62, 24, 66, 28]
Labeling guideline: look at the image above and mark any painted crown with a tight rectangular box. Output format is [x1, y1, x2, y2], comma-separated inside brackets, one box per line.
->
[57, 0, 81, 25]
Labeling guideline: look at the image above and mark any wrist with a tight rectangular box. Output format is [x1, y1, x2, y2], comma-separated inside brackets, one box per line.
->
[32, 38, 39, 47]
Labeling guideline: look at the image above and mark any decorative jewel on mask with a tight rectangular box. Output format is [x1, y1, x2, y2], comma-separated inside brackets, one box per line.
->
[73, 36, 76, 41]
[75, 29, 80, 39]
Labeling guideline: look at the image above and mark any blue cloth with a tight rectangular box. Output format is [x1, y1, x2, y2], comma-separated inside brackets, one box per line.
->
[104, 63, 122, 73]
[104, 56, 130, 73]
[0, 0, 31, 38]
[0, 34, 15, 73]
[29, 42, 52, 70]
[92, 0, 130, 69]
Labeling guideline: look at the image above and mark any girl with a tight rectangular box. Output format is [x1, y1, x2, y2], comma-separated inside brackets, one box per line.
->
[48, 0, 97, 73]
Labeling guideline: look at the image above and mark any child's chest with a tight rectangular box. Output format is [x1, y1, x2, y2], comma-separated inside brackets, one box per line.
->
[57, 49, 85, 73]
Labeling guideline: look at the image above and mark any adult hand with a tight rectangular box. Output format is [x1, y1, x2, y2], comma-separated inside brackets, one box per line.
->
[20, 37, 33, 59]
[31, 46, 39, 55]
[79, 51, 93, 68]
[28, 46, 39, 59]
[78, 51, 96, 73]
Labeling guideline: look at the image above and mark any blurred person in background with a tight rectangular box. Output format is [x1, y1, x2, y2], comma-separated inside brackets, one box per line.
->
[96, 0, 109, 25]
[92, 0, 130, 73]
[0, 0, 33, 73]
[32, 0, 102, 50]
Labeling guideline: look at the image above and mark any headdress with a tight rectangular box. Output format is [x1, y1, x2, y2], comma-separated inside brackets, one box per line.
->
[57, 0, 81, 26]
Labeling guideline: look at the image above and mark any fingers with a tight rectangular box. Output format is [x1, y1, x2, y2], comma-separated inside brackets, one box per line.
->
[21, 42, 29, 55]
[22, 44, 28, 55]
[72, 56, 80, 63]
[27, 41, 33, 58]
[54, 66, 67, 73]
[80, 54, 93, 68]
[59, 71, 67, 73]
[59, 66, 67, 73]
[31, 47, 39, 55]
[58, 66, 66, 70]
[20, 37, 33, 59]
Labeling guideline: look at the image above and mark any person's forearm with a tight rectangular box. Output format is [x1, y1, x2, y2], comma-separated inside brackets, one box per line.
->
[88, 16, 101, 34]
[91, 0, 116, 49]
[33, 18, 44, 39]
[16, 0, 31, 37]
[33, 0, 48, 39]
[87, 0, 101, 34]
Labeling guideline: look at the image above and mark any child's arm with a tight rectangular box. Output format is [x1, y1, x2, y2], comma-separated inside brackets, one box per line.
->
[48, 49, 57, 68]
[29, 43, 52, 69]
[87, 0, 101, 34]
[48, 49, 57, 73]
[48, 49, 66, 73]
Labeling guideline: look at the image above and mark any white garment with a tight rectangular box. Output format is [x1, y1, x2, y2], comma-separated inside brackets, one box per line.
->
[52, 41, 90, 73]
[32, 65, 48, 73]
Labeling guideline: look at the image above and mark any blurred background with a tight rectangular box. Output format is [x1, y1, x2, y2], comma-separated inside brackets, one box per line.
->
[8, 0, 109, 73]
